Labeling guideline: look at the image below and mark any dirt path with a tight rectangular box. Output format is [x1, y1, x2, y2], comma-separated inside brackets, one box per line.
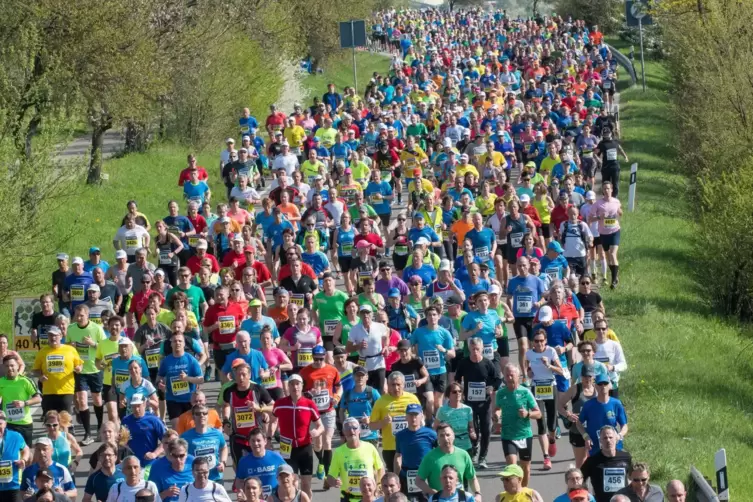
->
[275, 60, 310, 113]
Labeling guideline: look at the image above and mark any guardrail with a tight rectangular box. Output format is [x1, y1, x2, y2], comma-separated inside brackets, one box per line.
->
[607, 43, 638, 87]
[691, 466, 721, 502]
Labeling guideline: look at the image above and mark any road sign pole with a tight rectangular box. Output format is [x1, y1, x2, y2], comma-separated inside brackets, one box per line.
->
[628, 163, 638, 212]
[716, 448, 729, 500]
[638, 17, 647, 91]
[351, 21, 358, 94]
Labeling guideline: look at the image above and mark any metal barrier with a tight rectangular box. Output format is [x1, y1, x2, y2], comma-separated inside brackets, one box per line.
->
[690, 465, 721, 502]
[607, 43, 638, 86]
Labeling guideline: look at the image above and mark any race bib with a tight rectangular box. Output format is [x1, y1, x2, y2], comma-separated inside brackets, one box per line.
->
[324, 320, 339, 336]
[291, 294, 305, 307]
[369, 194, 382, 204]
[404, 375, 416, 394]
[394, 244, 408, 256]
[145, 347, 161, 369]
[535, 381, 554, 401]
[582, 150, 594, 158]
[358, 271, 372, 287]
[279, 436, 292, 459]
[516, 295, 533, 314]
[241, 126, 250, 133]
[391, 416, 408, 435]
[357, 356, 366, 368]
[423, 349, 440, 370]
[234, 407, 256, 428]
[114, 371, 129, 387]
[510, 232, 524, 247]
[603, 467, 626, 492]
[546, 268, 559, 282]
[604, 218, 617, 228]
[262, 486, 272, 498]
[603, 81, 612, 89]
[125, 237, 139, 249]
[261, 374, 277, 389]
[347, 469, 368, 494]
[5, 404, 24, 421]
[0, 461, 12, 483]
[312, 390, 330, 411]
[195, 447, 216, 469]
[297, 348, 313, 367]
[159, 252, 172, 265]
[341, 241, 353, 254]
[75, 342, 90, 361]
[476, 246, 490, 259]
[512, 438, 529, 449]
[406, 470, 420, 493]
[218, 316, 236, 335]
[46, 355, 64, 374]
[467, 382, 487, 402]
[483, 344, 494, 361]
[606, 148, 617, 161]
[170, 376, 190, 396]
[583, 312, 593, 330]
[454, 337, 465, 351]
[70, 285, 85, 302]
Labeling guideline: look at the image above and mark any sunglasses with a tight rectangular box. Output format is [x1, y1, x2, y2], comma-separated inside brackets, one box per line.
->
[632, 478, 649, 483]
[594, 327, 607, 331]
[173, 453, 187, 459]
[581, 281, 590, 285]
[45, 423, 58, 428]
[193, 412, 208, 417]
[597, 382, 610, 386]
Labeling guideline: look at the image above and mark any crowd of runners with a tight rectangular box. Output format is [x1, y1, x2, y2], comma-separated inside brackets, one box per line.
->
[0, 7, 689, 502]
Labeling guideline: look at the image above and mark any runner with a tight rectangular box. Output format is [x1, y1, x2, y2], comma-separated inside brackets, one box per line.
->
[492, 364, 541, 487]
[580, 426, 633, 502]
[415, 423, 480, 497]
[0, 355, 40, 447]
[369, 371, 420, 473]
[272, 374, 324, 499]
[31, 326, 83, 415]
[592, 181, 623, 289]
[180, 404, 228, 484]
[233, 427, 286, 499]
[66, 304, 107, 445]
[347, 305, 389, 392]
[410, 306, 455, 421]
[157, 334, 204, 429]
[495, 464, 545, 502]
[577, 374, 629, 456]
[178, 457, 232, 502]
[121, 394, 166, 467]
[326, 416, 384, 499]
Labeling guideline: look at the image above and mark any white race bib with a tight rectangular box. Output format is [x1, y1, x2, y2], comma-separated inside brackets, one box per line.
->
[483, 344, 494, 360]
[404, 375, 417, 394]
[467, 382, 487, 402]
[510, 232, 524, 247]
[5, 405, 24, 421]
[0, 460, 12, 483]
[603, 467, 626, 492]
[423, 349, 440, 370]
[391, 416, 408, 435]
[476, 246, 489, 259]
[312, 390, 330, 411]
[324, 320, 339, 336]
[516, 295, 532, 314]
[583, 312, 593, 330]
[406, 469, 420, 493]
[606, 148, 617, 161]
[194, 447, 216, 469]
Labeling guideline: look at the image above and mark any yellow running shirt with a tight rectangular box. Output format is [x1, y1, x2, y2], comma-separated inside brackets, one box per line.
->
[369, 392, 420, 451]
[32, 345, 83, 395]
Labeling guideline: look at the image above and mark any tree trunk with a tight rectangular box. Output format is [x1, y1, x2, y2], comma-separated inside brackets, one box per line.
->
[23, 114, 41, 160]
[87, 111, 112, 184]
[124, 120, 148, 153]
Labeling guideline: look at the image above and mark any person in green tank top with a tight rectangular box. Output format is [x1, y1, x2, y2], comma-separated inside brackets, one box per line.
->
[312, 274, 350, 355]
[66, 304, 107, 445]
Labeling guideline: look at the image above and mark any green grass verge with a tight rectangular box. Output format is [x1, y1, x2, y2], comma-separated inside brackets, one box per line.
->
[302, 50, 392, 98]
[606, 38, 753, 494]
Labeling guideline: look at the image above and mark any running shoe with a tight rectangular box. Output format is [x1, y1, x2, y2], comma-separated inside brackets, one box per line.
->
[316, 464, 325, 480]
[548, 439, 557, 457]
[542, 457, 552, 470]
[555, 425, 561, 440]
[477, 458, 488, 470]
[81, 436, 94, 446]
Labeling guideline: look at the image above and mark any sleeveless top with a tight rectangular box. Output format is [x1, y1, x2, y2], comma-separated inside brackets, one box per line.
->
[52, 433, 71, 467]
[272, 490, 302, 502]
[498, 487, 535, 501]
[156, 234, 180, 268]
[532, 196, 551, 224]
[570, 383, 596, 434]
[505, 214, 528, 249]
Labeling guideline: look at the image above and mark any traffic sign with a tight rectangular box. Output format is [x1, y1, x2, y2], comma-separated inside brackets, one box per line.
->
[339, 20, 367, 48]
[626, 0, 653, 27]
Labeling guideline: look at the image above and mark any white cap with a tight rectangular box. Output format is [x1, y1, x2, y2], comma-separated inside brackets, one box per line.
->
[72, 257, 84, 265]
[154, 269, 165, 277]
[130, 393, 145, 405]
[415, 237, 430, 246]
[538, 305, 553, 323]
[232, 235, 244, 243]
[196, 239, 208, 250]
[288, 374, 303, 384]
[115, 250, 127, 259]
[443, 137, 453, 148]
[118, 338, 133, 346]
[439, 259, 452, 272]
[519, 194, 531, 203]
[56, 253, 69, 261]
[489, 284, 501, 295]
[34, 437, 53, 447]
[359, 304, 374, 313]
[87, 284, 100, 293]
[586, 190, 596, 200]
[226, 137, 235, 144]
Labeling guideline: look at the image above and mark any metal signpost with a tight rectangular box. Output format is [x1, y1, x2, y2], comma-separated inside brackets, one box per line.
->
[339, 20, 367, 93]
[628, 163, 638, 212]
[626, 0, 653, 91]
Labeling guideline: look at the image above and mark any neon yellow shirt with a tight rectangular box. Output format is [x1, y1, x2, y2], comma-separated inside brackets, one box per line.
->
[284, 125, 306, 149]
[329, 442, 384, 497]
[370, 392, 420, 450]
[315, 127, 338, 148]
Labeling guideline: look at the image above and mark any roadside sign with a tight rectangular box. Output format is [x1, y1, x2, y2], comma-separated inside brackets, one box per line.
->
[12, 297, 41, 366]
[626, 0, 653, 27]
[340, 20, 367, 49]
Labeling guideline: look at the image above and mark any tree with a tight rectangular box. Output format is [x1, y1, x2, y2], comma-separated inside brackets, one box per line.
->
[448, 0, 486, 12]
[555, 0, 623, 33]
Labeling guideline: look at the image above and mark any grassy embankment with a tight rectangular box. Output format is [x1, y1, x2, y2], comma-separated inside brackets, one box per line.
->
[607, 38, 753, 494]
